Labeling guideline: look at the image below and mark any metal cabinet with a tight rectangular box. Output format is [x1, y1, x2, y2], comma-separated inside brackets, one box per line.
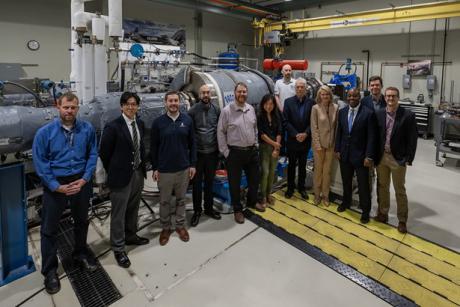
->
[399, 102, 433, 139]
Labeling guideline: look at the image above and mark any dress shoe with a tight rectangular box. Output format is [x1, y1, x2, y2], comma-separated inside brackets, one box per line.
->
[398, 222, 407, 234]
[176, 227, 190, 242]
[125, 235, 149, 246]
[252, 203, 266, 212]
[73, 254, 98, 272]
[299, 190, 308, 200]
[285, 190, 293, 199]
[204, 210, 221, 220]
[314, 197, 321, 206]
[44, 272, 61, 295]
[337, 205, 348, 212]
[267, 195, 275, 206]
[159, 229, 171, 246]
[114, 251, 131, 268]
[374, 213, 388, 223]
[190, 212, 201, 227]
[234, 211, 245, 224]
[360, 213, 370, 224]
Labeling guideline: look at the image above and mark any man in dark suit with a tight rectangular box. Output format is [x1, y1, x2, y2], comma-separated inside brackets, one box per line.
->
[283, 78, 314, 199]
[361, 76, 387, 111]
[374, 87, 417, 234]
[99, 92, 149, 268]
[335, 88, 377, 223]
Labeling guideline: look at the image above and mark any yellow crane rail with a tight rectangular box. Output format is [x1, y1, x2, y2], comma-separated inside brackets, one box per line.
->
[253, 1, 460, 46]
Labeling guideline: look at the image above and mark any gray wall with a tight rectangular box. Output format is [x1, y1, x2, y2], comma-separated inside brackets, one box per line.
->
[283, 0, 460, 105]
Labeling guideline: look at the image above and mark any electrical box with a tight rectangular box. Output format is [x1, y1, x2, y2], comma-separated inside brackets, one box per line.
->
[402, 74, 411, 89]
[263, 31, 281, 44]
[427, 75, 437, 91]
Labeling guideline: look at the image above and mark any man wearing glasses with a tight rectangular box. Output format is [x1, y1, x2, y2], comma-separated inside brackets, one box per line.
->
[100, 92, 149, 268]
[374, 87, 418, 233]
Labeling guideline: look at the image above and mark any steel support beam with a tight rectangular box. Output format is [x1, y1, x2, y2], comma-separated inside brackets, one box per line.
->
[253, 1, 460, 33]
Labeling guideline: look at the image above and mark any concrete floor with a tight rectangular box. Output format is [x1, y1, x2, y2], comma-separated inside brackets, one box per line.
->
[1, 138, 459, 307]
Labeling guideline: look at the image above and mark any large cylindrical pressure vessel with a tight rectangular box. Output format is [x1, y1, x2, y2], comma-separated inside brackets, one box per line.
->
[172, 68, 274, 109]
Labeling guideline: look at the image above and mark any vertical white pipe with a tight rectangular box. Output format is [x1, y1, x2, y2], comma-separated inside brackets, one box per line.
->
[94, 45, 107, 96]
[70, 0, 84, 98]
[108, 0, 123, 38]
[93, 17, 107, 96]
[82, 43, 95, 103]
[92, 17, 105, 41]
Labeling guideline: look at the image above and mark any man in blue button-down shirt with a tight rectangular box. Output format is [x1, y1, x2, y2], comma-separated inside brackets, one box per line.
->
[32, 92, 97, 295]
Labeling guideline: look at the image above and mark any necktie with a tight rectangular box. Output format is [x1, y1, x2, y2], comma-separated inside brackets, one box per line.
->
[131, 121, 141, 169]
[348, 109, 355, 133]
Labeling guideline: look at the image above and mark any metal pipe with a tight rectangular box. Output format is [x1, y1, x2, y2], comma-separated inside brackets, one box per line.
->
[362, 50, 370, 90]
[440, 18, 449, 103]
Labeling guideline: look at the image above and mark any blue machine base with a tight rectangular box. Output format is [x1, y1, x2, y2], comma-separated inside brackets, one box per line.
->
[0, 256, 35, 287]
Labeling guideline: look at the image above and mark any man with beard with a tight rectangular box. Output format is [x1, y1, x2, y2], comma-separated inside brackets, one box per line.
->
[274, 64, 296, 112]
[188, 85, 221, 227]
[335, 88, 377, 224]
[32, 92, 98, 294]
[217, 82, 265, 224]
[151, 91, 196, 245]
[283, 78, 314, 200]
[99, 92, 149, 268]
[362, 76, 386, 111]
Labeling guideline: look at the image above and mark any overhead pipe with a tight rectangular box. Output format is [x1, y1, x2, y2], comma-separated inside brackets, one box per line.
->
[147, 0, 255, 20]
[263, 59, 308, 71]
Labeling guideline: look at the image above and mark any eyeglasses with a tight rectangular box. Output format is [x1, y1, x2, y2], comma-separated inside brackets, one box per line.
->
[124, 103, 139, 108]
[385, 95, 398, 98]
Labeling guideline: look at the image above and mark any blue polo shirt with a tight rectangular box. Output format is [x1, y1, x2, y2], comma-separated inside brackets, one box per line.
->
[32, 118, 98, 191]
[150, 112, 196, 173]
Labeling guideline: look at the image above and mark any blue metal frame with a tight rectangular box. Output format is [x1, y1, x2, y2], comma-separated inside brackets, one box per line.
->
[0, 163, 35, 286]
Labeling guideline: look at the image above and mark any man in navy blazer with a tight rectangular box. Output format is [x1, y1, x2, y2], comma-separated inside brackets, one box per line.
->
[374, 87, 417, 234]
[99, 92, 149, 268]
[361, 76, 386, 111]
[335, 88, 377, 223]
[283, 78, 314, 199]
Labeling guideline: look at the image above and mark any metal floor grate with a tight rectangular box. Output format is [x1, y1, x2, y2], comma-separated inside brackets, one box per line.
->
[56, 218, 122, 307]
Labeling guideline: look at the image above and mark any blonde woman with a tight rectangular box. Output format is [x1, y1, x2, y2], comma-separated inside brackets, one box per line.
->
[311, 85, 338, 206]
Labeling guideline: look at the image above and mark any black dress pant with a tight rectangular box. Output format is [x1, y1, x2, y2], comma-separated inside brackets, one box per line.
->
[226, 148, 260, 212]
[40, 181, 92, 276]
[193, 151, 218, 213]
[287, 147, 308, 192]
[339, 161, 371, 214]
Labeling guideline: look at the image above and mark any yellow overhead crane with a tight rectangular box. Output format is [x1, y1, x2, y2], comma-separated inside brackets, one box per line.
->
[253, 1, 460, 50]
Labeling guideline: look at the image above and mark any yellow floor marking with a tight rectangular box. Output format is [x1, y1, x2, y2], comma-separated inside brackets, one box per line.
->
[272, 193, 401, 253]
[380, 269, 457, 307]
[253, 208, 387, 280]
[395, 244, 460, 285]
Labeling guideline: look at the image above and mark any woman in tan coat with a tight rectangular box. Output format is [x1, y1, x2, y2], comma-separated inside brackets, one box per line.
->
[311, 85, 338, 206]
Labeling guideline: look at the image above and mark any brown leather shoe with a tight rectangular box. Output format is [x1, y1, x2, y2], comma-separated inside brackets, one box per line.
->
[234, 211, 245, 224]
[159, 229, 171, 246]
[176, 227, 190, 242]
[253, 202, 266, 212]
[374, 213, 389, 223]
[398, 222, 407, 234]
[267, 195, 275, 206]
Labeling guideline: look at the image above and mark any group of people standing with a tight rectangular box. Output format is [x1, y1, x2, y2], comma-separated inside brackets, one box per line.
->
[31, 65, 417, 295]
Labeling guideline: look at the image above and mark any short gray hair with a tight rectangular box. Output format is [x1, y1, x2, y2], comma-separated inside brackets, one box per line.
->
[295, 78, 307, 86]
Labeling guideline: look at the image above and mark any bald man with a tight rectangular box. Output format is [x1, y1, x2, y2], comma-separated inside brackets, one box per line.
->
[188, 85, 222, 227]
[274, 64, 296, 112]
[335, 88, 377, 224]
